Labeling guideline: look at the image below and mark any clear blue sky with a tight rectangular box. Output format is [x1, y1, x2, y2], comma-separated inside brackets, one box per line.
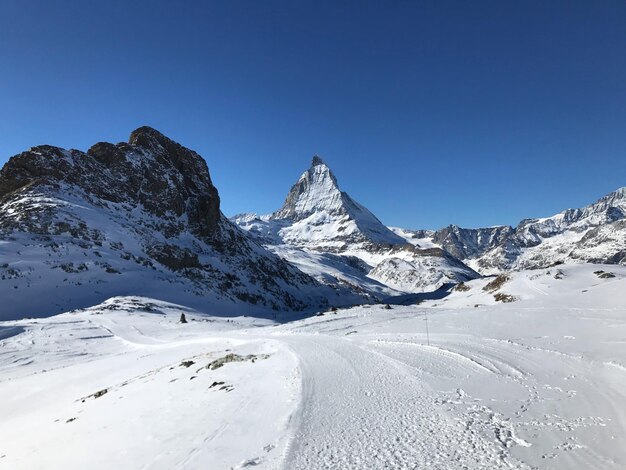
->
[1, 1, 625, 229]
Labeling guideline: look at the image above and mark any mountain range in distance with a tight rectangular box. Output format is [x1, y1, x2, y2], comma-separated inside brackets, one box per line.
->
[1, 127, 624, 320]
[234, 154, 626, 287]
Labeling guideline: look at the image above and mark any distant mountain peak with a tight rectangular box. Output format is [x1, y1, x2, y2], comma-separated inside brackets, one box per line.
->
[603, 186, 626, 203]
[311, 155, 325, 166]
[270, 157, 405, 245]
[271, 157, 341, 221]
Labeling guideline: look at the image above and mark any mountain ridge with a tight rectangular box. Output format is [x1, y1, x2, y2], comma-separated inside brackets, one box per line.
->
[393, 186, 626, 273]
[0, 128, 364, 320]
[2, 128, 624, 319]
[234, 156, 480, 294]
[269, 156, 406, 246]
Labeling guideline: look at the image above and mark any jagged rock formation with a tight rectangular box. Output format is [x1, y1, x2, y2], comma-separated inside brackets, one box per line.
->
[492, 187, 626, 271]
[393, 187, 626, 274]
[234, 156, 479, 294]
[430, 225, 514, 261]
[0, 128, 357, 320]
[270, 156, 406, 247]
[5, 127, 620, 318]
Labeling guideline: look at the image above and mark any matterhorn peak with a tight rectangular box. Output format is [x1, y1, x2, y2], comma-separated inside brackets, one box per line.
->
[271, 156, 342, 221]
[311, 155, 325, 166]
[306, 155, 339, 188]
[269, 156, 406, 245]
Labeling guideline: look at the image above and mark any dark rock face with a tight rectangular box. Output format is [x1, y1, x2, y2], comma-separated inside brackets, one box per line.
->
[431, 225, 513, 260]
[127, 127, 221, 237]
[311, 155, 325, 166]
[1, 127, 221, 239]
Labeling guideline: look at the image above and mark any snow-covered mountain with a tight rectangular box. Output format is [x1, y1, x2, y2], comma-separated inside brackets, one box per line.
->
[269, 156, 405, 248]
[430, 225, 514, 261]
[2, 136, 625, 470]
[395, 188, 626, 274]
[233, 157, 479, 294]
[0, 128, 360, 320]
[4, 127, 621, 319]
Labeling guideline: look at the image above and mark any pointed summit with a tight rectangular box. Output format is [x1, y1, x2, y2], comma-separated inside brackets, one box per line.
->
[129, 126, 175, 150]
[270, 157, 405, 245]
[271, 156, 341, 221]
[312, 155, 325, 166]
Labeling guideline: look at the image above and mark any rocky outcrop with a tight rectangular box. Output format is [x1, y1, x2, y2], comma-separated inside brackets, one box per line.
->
[1, 127, 221, 239]
[419, 187, 626, 273]
[431, 225, 513, 260]
[0, 128, 354, 320]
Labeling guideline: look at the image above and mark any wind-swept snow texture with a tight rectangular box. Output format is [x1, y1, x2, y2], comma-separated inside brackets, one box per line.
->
[1, 264, 624, 469]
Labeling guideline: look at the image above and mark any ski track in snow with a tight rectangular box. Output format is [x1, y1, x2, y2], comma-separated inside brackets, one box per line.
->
[1, 265, 625, 469]
[280, 335, 530, 469]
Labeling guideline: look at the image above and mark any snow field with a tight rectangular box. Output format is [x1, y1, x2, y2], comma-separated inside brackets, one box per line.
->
[0, 264, 624, 469]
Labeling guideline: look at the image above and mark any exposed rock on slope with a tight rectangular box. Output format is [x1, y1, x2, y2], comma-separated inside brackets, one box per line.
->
[234, 157, 479, 294]
[0, 128, 353, 320]
[431, 225, 513, 260]
[270, 156, 406, 247]
[395, 187, 626, 274]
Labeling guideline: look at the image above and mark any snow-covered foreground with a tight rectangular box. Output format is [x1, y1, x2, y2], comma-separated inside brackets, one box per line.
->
[1, 264, 625, 469]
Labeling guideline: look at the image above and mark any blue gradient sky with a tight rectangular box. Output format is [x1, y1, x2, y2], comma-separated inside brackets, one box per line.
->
[1, 1, 625, 229]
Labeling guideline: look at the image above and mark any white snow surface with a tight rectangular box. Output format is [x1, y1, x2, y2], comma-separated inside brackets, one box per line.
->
[388, 226, 439, 248]
[1, 263, 625, 469]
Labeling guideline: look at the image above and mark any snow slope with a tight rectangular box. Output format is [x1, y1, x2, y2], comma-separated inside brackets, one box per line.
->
[0, 298, 299, 469]
[1, 263, 624, 469]
[233, 157, 479, 295]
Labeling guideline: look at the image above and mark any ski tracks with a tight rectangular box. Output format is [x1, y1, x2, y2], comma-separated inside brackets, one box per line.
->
[280, 335, 532, 469]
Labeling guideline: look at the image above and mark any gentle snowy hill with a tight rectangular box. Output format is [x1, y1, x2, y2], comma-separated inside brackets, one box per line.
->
[368, 248, 478, 292]
[1, 263, 624, 469]
[436, 262, 626, 309]
[0, 128, 360, 320]
[234, 157, 479, 294]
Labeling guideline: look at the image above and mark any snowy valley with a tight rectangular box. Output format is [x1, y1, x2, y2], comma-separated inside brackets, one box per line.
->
[1, 129, 625, 469]
[1, 264, 625, 469]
